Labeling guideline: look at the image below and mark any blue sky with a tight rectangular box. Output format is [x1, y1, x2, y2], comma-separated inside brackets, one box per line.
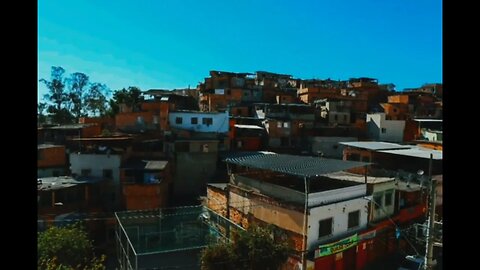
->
[38, 0, 442, 103]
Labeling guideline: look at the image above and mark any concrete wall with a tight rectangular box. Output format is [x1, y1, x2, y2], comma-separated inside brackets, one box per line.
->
[228, 190, 305, 235]
[307, 197, 368, 249]
[310, 137, 357, 159]
[174, 152, 218, 199]
[169, 111, 229, 133]
[366, 113, 406, 143]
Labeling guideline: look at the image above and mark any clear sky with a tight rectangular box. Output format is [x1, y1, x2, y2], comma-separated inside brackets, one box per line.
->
[38, 0, 442, 103]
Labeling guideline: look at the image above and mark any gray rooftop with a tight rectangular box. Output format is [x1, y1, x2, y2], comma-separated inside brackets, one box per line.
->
[207, 183, 228, 190]
[379, 147, 442, 160]
[37, 176, 104, 191]
[413, 119, 443, 122]
[339, 141, 412, 151]
[38, 144, 63, 150]
[234, 124, 264, 130]
[145, 160, 169, 170]
[224, 153, 370, 178]
[395, 181, 424, 192]
[323, 171, 395, 184]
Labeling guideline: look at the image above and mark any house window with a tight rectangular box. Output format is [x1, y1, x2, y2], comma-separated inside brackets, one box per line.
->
[191, 117, 198, 124]
[318, 218, 333, 238]
[283, 122, 290, 128]
[81, 169, 91, 176]
[103, 169, 113, 179]
[385, 190, 394, 207]
[361, 156, 369, 162]
[175, 117, 183, 124]
[373, 194, 383, 210]
[203, 118, 213, 125]
[381, 128, 387, 133]
[277, 122, 282, 128]
[348, 210, 360, 229]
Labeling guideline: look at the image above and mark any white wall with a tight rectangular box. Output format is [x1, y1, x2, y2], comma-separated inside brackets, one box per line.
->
[169, 111, 229, 133]
[370, 182, 396, 222]
[69, 153, 121, 184]
[307, 198, 368, 249]
[366, 113, 405, 143]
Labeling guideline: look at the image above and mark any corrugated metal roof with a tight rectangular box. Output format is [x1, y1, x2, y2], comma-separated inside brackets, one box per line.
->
[224, 153, 370, 178]
[145, 160, 168, 170]
[37, 176, 104, 191]
[379, 147, 442, 160]
[413, 119, 443, 122]
[339, 141, 412, 151]
[234, 124, 264, 130]
[323, 171, 395, 184]
[207, 183, 228, 190]
[122, 159, 169, 170]
[38, 144, 63, 149]
[221, 151, 276, 160]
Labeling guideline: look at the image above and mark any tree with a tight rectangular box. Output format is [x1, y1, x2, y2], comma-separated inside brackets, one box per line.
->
[37, 223, 106, 270]
[66, 72, 90, 119]
[40, 66, 74, 124]
[107, 86, 143, 116]
[39, 66, 112, 123]
[38, 102, 48, 124]
[85, 83, 109, 117]
[201, 225, 291, 270]
[40, 66, 67, 112]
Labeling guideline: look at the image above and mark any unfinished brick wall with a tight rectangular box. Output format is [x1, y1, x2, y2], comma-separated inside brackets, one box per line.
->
[206, 187, 227, 217]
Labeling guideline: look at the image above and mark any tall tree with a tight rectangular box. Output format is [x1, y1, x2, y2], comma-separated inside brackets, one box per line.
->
[85, 83, 109, 117]
[107, 86, 143, 116]
[40, 66, 67, 112]
[39, 66, 74, 124]
[66, 72, 90, 119]
[37, 223, 106, 270]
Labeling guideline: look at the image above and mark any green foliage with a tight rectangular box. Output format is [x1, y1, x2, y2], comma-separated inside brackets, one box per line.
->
[201, 241, 237, 270]
[201, 225, 291, 270]
[37, 223, 106, 270]
[39, 66, 111, 124]
[107, 86, 143, 115]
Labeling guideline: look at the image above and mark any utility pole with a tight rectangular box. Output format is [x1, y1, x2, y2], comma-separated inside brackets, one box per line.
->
[424, 153, 436, 270]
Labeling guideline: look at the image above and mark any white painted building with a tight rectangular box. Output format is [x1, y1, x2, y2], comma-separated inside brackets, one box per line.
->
[168, 110, 229, 133]
[307, 197, 368, 249]
[69, 153, 122, 183]
[224, 153, 371, 252]
[366, 112, 406, 143]
[69, 153, 122, 208]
